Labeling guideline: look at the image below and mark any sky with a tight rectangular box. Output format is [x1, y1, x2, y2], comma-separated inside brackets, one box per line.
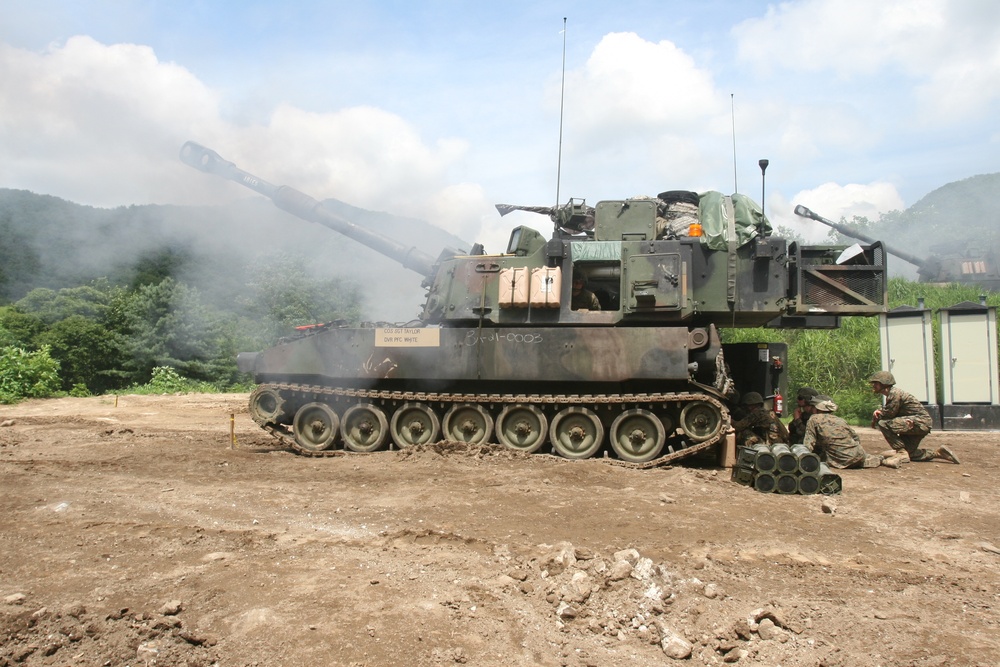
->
[1, 0, 998, 254]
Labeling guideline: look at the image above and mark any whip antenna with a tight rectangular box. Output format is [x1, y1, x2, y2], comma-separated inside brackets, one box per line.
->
[731, 93, 738, 193]
[555, 17, 567, 208]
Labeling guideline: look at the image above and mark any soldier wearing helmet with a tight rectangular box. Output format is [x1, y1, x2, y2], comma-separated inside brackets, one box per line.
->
[787, 386, 819, 445]
[570, 272, 601, 311]
[732, 391, 788, 448]
[869, 371, 960, 465]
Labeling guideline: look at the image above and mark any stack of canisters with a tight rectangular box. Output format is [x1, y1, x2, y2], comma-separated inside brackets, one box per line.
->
[731, 443, 842, 495]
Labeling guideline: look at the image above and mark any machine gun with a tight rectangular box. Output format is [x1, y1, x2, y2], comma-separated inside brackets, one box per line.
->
[495, 199, 595, 235]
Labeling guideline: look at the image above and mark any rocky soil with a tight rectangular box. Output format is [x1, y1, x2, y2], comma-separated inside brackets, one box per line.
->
[1, 394, 998, 667]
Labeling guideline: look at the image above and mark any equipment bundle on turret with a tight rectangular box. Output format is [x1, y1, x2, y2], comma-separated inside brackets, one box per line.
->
[732, 444, 841, 495]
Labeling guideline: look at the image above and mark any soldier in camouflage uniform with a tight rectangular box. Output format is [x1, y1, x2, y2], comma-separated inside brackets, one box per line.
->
[732, 391, 788, 448]
[869, 371, 961, 464]
[571, 273, 602, 310]
[787, 386, 819, 445]
[803, 395, 889, 468]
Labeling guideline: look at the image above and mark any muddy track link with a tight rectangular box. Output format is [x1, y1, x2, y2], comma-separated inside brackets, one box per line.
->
[253, 382, 730, 469]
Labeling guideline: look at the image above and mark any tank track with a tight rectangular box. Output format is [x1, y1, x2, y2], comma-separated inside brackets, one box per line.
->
[253, 382, 730, 470]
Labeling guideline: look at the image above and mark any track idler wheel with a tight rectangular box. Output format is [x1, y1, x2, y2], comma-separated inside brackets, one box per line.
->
[248, 386, 285, 425]
[679, 400, 724, 442]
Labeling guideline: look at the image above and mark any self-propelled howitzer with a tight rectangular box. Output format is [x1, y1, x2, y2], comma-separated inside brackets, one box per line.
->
[181, 141, 887, 465]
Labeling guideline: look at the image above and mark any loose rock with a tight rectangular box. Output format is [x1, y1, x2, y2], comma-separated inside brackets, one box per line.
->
[159, 600, 183, 616]
[660, 627, 693, 659]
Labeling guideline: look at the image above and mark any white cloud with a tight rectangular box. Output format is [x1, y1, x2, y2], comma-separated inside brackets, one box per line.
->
[562, 32, 719, 144]
[734, 0, 1000, 121]
[0, 36, 223, 204]
[542, 31, 733, 201]
[425, 182, 497, 249]
[736, 0, 945, 76]
[777, 102, 879, 160]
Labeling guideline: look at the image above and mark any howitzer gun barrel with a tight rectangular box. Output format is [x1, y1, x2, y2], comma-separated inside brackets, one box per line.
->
[180, 141, 439, 278]
[793, 204, 927, 269]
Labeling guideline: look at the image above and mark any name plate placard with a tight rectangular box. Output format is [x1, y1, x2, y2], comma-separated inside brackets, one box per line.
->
[375, 328, 441, 347]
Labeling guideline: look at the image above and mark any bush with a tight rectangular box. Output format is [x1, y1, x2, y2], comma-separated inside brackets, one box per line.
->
[124, 366, 221, 395]
[0, 345, 62, 403]
[69, 383, 91, 398]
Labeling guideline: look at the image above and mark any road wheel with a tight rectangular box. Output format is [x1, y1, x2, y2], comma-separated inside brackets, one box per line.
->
[292, 402, 339, 451]
[609, 408, 666, 463]
[496, 404, 547, 453]
[340, 403, 389, 452]
[549, 407, 603, 460]
[389, 402, 440, 448]
[442, 404, 494, 445]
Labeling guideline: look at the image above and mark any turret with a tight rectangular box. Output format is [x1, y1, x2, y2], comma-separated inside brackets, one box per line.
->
[180, 141, 446, 279]
[182, 142, 887, 328]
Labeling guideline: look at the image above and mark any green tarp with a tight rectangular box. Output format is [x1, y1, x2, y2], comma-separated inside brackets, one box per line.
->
[699, 192, 772, 251]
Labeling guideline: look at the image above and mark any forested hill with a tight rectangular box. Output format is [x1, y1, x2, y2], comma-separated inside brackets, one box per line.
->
[876, 173, 1000, 258]
[0, 188, 471, 322]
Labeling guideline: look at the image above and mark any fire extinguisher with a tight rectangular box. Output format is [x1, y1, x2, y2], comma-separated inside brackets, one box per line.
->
[770, 355, 784, 417]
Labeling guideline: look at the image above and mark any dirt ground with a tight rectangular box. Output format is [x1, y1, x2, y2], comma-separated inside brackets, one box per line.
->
[0, 394, 997, 667]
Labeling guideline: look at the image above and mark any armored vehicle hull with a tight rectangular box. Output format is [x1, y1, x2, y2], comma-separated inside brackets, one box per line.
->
[241, 323, 730, 463]
[182, 141, 887, 465]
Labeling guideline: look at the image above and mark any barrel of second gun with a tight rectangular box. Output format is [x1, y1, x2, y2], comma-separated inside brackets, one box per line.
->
[793, 204, 927, 269]
[180, 141, 439, 278]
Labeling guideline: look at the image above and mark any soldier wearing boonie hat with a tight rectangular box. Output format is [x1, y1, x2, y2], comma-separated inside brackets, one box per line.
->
[803, 395, 890, 469]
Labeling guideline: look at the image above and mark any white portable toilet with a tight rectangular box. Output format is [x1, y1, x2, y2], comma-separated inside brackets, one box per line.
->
[938, 298, 1000, 430]
[879, 300, 939, 429]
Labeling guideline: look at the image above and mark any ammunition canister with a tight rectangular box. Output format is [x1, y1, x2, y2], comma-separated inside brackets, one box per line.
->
[817, 463, 842, 495]
[771, 443, 798, 474]
[775, 472, 798, 494]
[753, 472, 776, 493]
[797, 474, 820, 495]
[753, 443, 777, 472]
[737, 446, 759, 469]
[730, 466, 755, 487]
[790, 443, 821, 474]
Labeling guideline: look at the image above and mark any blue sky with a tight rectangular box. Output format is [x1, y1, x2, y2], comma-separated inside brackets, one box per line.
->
[1, 0, 998, 252]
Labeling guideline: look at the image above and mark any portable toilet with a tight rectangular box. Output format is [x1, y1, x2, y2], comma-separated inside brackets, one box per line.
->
[938, 298, 1000, 430]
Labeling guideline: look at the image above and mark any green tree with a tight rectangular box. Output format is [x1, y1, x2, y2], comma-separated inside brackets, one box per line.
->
[117, 277, 235, 385]
[0, 306, 45, 348]
[35, 315, 128, 393]
[11, 281, 132, 392]
[128, 247, 192, 289]
[16, 281, 116, 325]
